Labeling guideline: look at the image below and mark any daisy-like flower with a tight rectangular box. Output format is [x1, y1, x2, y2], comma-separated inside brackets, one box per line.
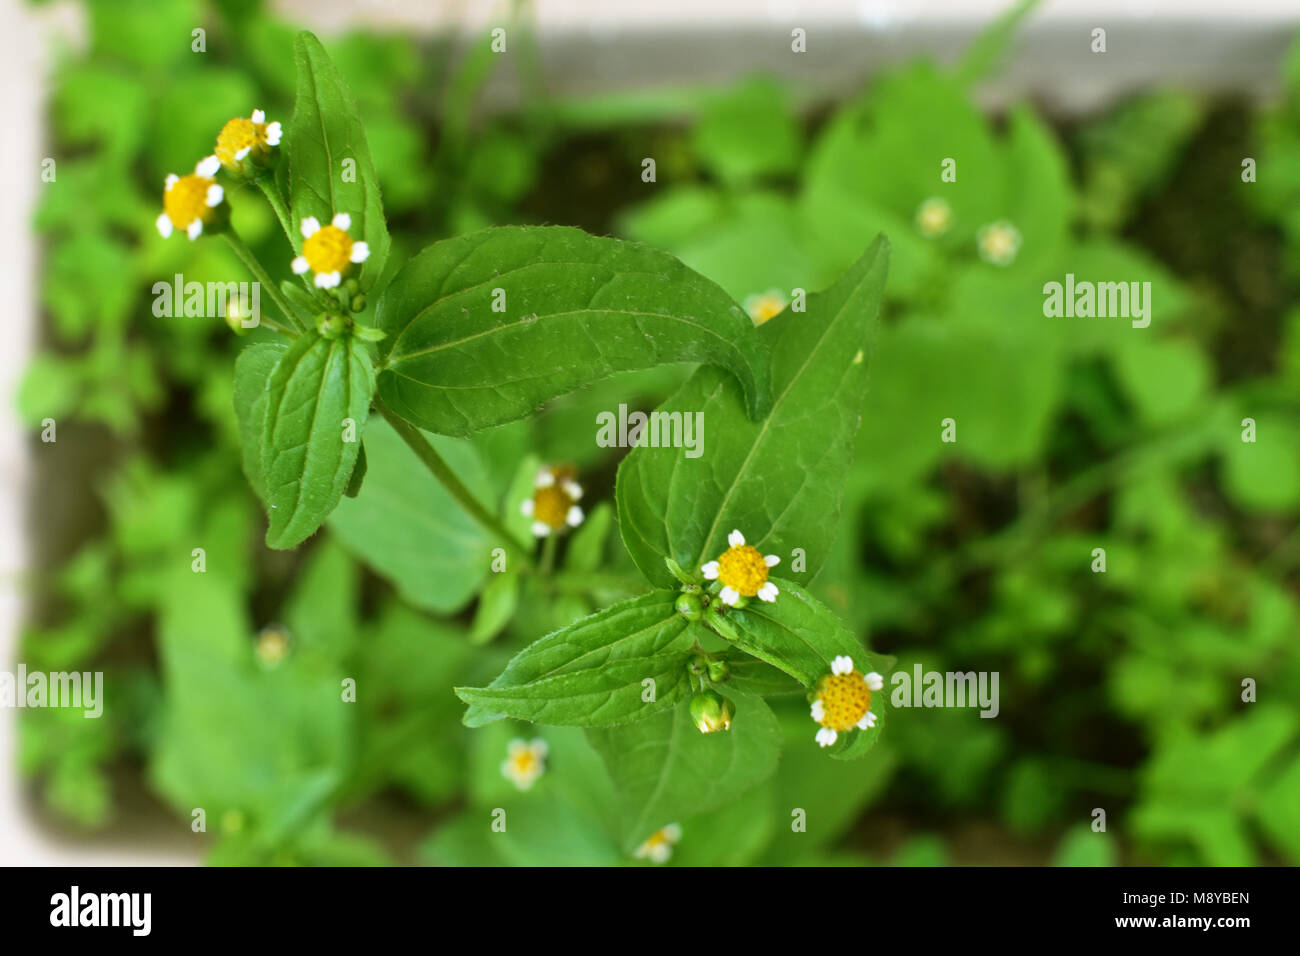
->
[500, 738, 548, 791]
[701, 529, 779, 607]
[915, 196, 952, 239]
[976, 220, 1021, 266]
[214, 108, 282, 172]
[809, 655, 884, 748]
[520, 464, 584, 538]
[634, 823, 682, 864]
[254, 625, 290, 668]
[743, 289, 788, 326]
[291, 212, 370, 289]
[156, 156, 224, 240]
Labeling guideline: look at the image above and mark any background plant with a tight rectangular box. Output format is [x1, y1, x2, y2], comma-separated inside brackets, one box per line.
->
[16, 0, 1300, 866]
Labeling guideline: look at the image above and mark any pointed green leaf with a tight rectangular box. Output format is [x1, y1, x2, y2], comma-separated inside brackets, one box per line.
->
[616, 237, 889, 588]
[455, 591, 695, 728]
[586, 692, 781, 850]
[285, 31, 390, 289]
[261, 333, 375, 549]
[232, 342, 286, 506]
[374, 225, 773, 436]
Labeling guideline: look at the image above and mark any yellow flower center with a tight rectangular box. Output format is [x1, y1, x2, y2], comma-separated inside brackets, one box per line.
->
[510, 750, 538, 775]
[302, 225, 355, 274]
[816, 671, 872, 731]
[643, 829, 672, 850]
[717, 544, 770, 597]
[163, 175, 215, 228]
[532, 485, 573, 528]
[215, 117, 265, 167]
[750, 295, 786, 325]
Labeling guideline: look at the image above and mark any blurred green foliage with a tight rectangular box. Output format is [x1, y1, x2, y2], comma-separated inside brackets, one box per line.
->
[17, 0, 1300, 865]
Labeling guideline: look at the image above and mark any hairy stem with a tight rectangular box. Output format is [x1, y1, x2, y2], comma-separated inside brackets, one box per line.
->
[376, 397, 535, 572]
[255, 175, 295, 247]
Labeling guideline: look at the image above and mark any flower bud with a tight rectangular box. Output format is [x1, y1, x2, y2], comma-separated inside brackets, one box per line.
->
[316, 312, 349, 340]
[689, 689, 734, 734]
[675, 591, 704, 621]
[706, 659, 730, 683]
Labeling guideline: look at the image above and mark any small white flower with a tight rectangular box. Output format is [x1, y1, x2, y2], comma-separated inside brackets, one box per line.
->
[524, 465, 584, 537]
[501, 738, 548, 791]
[634, 823, 682, 864]
[294, 211, 368, 288]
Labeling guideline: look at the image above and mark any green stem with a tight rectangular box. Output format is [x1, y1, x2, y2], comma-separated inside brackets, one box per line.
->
[540, 533, 558, 575]
[376, 397, 535, 572]
[223, 231, 305, 332]
[255, 175, 295, 247]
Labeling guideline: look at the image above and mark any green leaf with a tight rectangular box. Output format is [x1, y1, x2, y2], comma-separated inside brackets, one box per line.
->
[232, 342, 287, 506]
[693, 77, 801, 185]
[586, 692, 781, 851]
[564, 501, 613, 573]
[261, 333, 375, 549]
[328, 418, 493, 613]
[343, 440, 367, 497]
[616, 237, 888, 588]
[728, 578, 893, 760]
[455, 591, 696, 728]
[470, 570, 520, 645]
[285, 31, 390, 289]
[374, 225, 773, 436]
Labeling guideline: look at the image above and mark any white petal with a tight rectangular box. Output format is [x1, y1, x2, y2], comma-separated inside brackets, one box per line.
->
[566, 505, 584, 527]
[563, 480, 583, 501]
[506, 738, 527, 757]
[195, 155, 220, 178]
[810, 700, 825, 722]
[816, 727, 838, 748]
[164, 174, 178, 191]
[291, 256, 309, 275]
[332, 212, 352, 231]
[349, 240, 369, 263]
[315, 271, 341, 289]
[831, 655, 853, 676]
[662, 823, 682, 842]
[535, 469, 555, 488]
[155, 213, 173, 238]
[650, 844, 670, 864]
[531, 521, 551, 538]
[858, 711, 877, 730]
[529, 738, 549, 758]
[700, 561, 719, 580]
[186, 219, 203, 240]
[206, 183, 224, 207]
[865, 672, 884, 692]
[757, 582, 778, 603]
[520, 498, 534, 516]
[728, 529, 745, 548]
[764, 554, 780, 567]
[251, 108, 266, 123]
[234, 146, 251, 161]
[264, 121, 282, 146]
[300, 216, 320, 238]
[719, 586, 739, 607]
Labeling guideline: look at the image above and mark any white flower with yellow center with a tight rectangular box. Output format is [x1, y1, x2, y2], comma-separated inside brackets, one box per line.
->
[701, 529, 779, 606]
[156, 156, 224, 240]
[520, 464, 584, 537]
[976, 220, 1021, 266]
[291, 212, 370, 289]
[915, 196, 952, 238]
[500, 737, 548, 791]
[809, 655, 883, 747]
[215, 108, 282, 171]
[743, 289, 788, 326]
[634, 823, 682, 864]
